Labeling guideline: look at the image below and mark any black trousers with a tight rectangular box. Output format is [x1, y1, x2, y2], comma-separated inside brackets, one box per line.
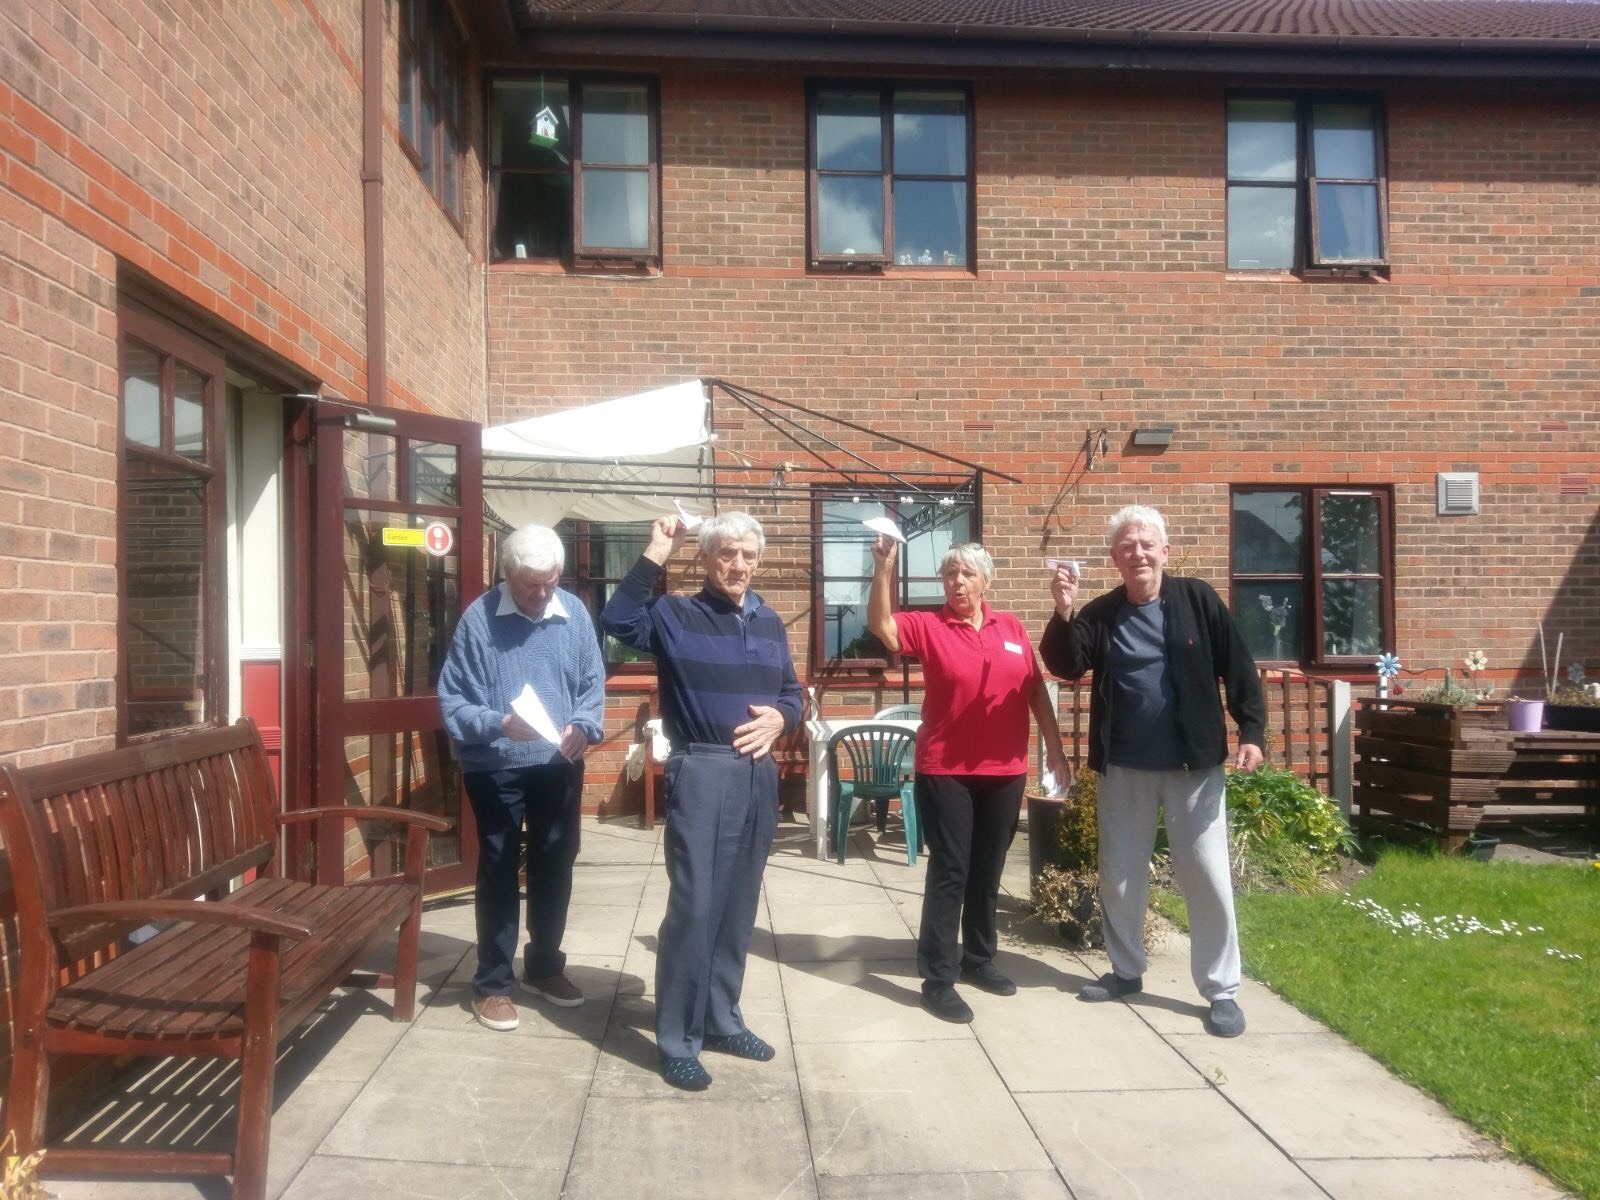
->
[464, 761, 584, 996]
[915, 772, 1025, 990]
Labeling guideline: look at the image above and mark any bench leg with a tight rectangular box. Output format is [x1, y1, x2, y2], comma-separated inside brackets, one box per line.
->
[232, 936, 282, 1200]
[5, 1026, 50, 1157]
[393, 891, 423, 1022]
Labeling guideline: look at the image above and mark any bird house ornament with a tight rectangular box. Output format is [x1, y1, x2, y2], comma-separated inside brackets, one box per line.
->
[530, 105, 559, 149]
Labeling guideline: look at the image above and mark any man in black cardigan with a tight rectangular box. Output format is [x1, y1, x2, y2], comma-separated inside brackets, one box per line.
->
[1040, 505, 1265, 1037]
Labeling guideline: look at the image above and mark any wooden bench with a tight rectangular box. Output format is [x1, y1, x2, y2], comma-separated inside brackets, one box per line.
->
[0, 718, 450, 1200]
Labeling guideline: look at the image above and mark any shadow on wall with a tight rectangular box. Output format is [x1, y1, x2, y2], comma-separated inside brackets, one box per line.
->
[1520, 502, 1600, 682]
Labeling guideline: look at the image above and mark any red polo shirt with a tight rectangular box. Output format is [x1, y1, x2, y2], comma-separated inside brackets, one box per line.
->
[894, 604, 1042, 775]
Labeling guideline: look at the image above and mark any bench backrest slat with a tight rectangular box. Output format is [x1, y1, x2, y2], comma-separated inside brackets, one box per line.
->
[0, 720, 279, 977]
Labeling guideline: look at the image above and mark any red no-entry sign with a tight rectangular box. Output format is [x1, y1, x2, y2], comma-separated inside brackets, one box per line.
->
[424, 521, 454, 557]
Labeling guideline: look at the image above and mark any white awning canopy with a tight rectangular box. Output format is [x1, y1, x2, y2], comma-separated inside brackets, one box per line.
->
[482, 379, 711, 529]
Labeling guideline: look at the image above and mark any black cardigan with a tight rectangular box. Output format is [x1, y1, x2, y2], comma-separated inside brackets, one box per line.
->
[1039, 574, 1266, 774]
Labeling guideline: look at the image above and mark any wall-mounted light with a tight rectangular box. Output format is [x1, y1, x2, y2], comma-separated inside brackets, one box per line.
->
[1131, 425, 1175, 448]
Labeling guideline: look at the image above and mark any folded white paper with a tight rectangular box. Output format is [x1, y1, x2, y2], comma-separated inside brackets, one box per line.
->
[672, 499, 704, 530]
[511, 683, 562, 744]
[1040, 768, 1067, 798]
[863, 516, 906, 543]
[1044, 558, 1081, 577]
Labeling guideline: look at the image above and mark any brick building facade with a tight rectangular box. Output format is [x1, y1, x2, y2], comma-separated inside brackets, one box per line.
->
[2, 1, 1598, 810]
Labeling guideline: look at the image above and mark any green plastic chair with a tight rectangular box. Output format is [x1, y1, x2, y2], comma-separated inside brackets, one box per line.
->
[827, 724, 919, 866]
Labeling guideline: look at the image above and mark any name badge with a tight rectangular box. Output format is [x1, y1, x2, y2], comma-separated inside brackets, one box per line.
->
[1003, 641, 1024, 655]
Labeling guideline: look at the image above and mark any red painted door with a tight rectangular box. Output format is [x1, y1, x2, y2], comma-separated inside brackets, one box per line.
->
[312, 403, 483, 892]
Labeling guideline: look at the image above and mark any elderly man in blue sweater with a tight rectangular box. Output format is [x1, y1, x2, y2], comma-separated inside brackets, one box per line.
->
[438, 524, 605, 1032]
[603, 511, 803, 1091]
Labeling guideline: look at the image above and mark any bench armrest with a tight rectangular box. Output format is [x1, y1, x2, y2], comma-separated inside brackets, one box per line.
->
[277, 806, 453, 833]
[47, 899, 312, 941]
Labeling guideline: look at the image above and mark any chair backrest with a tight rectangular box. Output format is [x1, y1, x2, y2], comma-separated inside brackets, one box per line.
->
[827, 725, 916, 798]
[873, 704, 921, 720]
[0, 719, 278, 969]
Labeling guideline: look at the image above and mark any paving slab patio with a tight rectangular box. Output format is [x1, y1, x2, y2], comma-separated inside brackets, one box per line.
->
[46, 814, 1573, 1200]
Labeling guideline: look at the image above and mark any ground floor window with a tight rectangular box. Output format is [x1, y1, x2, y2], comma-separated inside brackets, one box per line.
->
[813, 491, 973, 669]
[556, 519, 655, 667]
[1230, 486, 1393, 667]
[118, 307, 227, 740]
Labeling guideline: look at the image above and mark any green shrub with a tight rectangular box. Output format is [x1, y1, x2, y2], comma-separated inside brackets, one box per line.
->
[1225, 765, 1356, 894]
[1056, 768, 1099, 870]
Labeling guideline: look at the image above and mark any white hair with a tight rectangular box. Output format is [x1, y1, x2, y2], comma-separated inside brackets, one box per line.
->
[1107, 504, 1168, 548]
[939, 542, 994, 584]
[500, 524, 565, 575]
[698, 511, 766, 557]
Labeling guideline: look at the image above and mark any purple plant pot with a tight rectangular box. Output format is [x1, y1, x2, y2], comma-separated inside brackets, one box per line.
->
[1506, 699, 1544, 733]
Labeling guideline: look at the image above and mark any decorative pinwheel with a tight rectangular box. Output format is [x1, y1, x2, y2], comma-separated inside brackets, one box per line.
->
[1464, 650, 1488, 673]
[1376, 653, 1402, 679]
[1568, 662, 1588, 685]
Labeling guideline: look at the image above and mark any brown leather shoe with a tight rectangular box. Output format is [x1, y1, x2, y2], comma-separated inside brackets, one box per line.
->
[472, 993, 519, 1031]
[523, 972, 585, 1008]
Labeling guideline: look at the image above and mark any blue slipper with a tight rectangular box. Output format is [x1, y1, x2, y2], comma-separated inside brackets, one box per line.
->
[660, 1055, 712, 1091]
[702, 1030, 776, 1061]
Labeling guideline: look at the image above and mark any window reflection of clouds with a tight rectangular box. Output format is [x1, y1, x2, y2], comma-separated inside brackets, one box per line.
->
[818, 177, 883, 254]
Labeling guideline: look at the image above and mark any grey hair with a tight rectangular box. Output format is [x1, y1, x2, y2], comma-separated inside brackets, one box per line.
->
[1107, 504, 1168, 548]
[698, 511, 766, 558]
[939, 542, 995, 584]
[500, 524, 565, 575]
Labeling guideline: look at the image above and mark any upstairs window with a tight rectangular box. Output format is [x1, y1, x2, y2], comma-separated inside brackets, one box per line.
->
[1230, 487, 1393, 668]
[808, 83, 973, 270]
[1226, 96, 1386, 271]
[813, 493, 974, 669]
[490, 78, 660, 265]
[398, 0, 465, 222]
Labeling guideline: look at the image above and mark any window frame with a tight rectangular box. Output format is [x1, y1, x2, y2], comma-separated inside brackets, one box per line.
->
[398, 0, 466, 226]
[809, 488, 980, 672]
[488, 74, 662, 268]
[1228, 485, 1395, 670]
[1225, 92, 1389, 274]
[555, 518, 662, 675]
[116, 305, 229, 745]
[806, 79, 976, 272]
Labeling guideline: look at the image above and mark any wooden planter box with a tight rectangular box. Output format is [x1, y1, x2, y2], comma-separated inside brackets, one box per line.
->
[1353, 699, 1600, 850]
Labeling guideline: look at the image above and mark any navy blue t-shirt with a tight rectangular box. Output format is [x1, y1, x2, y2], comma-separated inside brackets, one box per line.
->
[1107, 598, 1186, 770]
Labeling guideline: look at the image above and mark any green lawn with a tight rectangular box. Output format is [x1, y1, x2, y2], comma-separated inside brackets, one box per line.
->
[1215, 852, 1600, 1198]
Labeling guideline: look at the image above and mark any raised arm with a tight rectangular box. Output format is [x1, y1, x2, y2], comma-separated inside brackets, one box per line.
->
[866, 533, 901, 655]
[600, 516, 686, 652]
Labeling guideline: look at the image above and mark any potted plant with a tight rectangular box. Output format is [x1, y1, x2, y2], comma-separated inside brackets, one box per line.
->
[1544, 664, 1600, 732]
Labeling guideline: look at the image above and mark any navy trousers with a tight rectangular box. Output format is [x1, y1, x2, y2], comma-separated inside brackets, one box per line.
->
[656, 745, 778, 1060]
[464, 761, 584, 997]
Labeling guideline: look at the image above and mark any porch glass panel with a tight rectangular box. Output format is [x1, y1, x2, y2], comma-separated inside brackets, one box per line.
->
[342, 732, 463, 877]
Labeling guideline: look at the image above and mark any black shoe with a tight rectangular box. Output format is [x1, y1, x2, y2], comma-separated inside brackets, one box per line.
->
[959, 961, 1017, 997]
[702, 1030, 776, 1061]
[1206, 999, 1246, 1038]
[660, 1055, 712, 1091]
[920, 984, 974, 1024]
[1079, 972, 1143, 1002]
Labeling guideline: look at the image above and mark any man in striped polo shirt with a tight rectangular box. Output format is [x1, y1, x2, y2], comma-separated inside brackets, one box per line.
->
[603, 511, 803, 1091]
[438, 524, 605, 1033]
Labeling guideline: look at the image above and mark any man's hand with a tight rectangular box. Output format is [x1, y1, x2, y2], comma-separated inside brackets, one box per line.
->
[558, 724, 589, 762]
[501, 712, 540, 742]
[1234, 742, 1265, 771]
[1050, 564, 1079, 619]
[733, 705, 786, 760]
[644, 516, 688, 565]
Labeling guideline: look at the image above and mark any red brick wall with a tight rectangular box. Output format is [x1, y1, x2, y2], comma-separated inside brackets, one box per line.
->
[0, 0, 487, 766]
[488, 65, 1600, 745]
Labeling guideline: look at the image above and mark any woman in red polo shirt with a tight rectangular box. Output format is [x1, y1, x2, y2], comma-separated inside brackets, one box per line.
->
[868, 536, 1070, 1024]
